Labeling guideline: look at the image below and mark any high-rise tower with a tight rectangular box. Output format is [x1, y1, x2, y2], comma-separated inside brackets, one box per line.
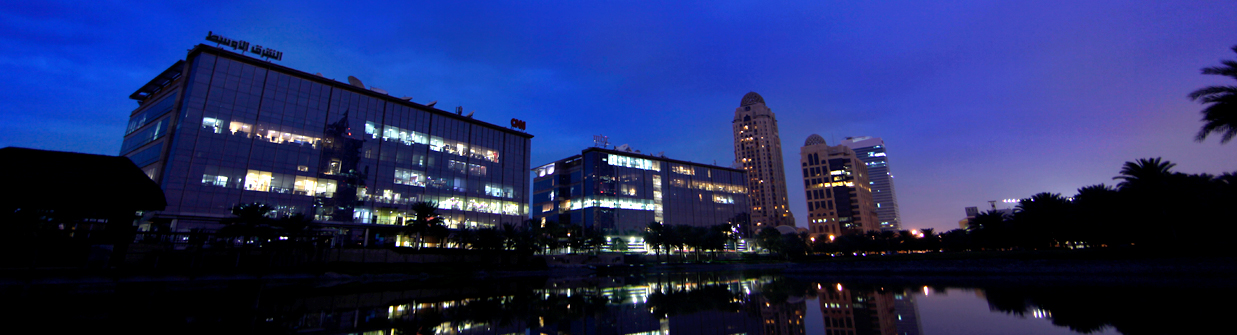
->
[801, 134, 880, 238]
[840, 136, 902, 231]
[733, 92, 795, 231]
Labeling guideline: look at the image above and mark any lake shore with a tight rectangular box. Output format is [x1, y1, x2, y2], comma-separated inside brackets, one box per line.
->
[3, 251, 1233, 286]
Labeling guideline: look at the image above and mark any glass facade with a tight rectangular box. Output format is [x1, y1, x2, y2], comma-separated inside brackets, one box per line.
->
[121, 45, 531, 231]
[532, 148, 750, 240]
[840, 137, 902, 231]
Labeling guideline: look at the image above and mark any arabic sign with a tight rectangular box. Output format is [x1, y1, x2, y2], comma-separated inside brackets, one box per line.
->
[206, 31, 283, 61]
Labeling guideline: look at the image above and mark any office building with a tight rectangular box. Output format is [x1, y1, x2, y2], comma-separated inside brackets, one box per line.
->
[120, 43, 532, 238]
[531, 147, 750, 249]
[839, 136, 902, 231]
[801, 134, 880, 238]
[732, 92, 796, 231]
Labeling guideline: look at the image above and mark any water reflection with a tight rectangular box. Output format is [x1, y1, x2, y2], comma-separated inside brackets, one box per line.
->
[264, 273, 790, 334]
[3, 273, 1229, 334]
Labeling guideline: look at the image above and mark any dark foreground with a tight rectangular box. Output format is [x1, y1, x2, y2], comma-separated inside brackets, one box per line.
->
[1, 264, 1233, 335]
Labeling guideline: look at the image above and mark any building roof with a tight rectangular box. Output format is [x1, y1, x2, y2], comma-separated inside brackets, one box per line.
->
[740, 92, 765, 107]
[0, 147, 167, 213]
[181, 44, 533, 139]
[840, 136, 885, 149]
[128, 60, 184, 103]
[534, 146, 746, 173]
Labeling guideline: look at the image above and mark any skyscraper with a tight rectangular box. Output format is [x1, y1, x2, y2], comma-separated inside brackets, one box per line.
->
[839, 136, 902, 231]
[801, 135, 880, 238]
[733, 92, 795, 231]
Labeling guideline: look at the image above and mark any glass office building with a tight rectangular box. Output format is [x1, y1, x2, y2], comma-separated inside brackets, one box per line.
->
[121, 44, 531, 233]
[531, 147, 750, 248]
[839, 136, 902, 231]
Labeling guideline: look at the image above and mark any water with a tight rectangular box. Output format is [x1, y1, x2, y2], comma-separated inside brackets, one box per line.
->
[1, 272, 1227, 334]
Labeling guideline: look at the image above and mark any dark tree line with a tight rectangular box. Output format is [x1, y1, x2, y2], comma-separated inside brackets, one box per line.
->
[951, 157, 1237, 252]
[642, 221, 740, 260]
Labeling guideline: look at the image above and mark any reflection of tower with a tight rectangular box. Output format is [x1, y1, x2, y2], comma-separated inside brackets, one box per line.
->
[892, 290, 923, 335]
[816, 286, 899, 335]
[316, 113, 367, 222]
[760, 296, 806, 335]
[733, 92, 796, 232]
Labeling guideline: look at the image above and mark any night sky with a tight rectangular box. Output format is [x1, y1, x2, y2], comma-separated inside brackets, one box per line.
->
[2, 1, 1235, 232]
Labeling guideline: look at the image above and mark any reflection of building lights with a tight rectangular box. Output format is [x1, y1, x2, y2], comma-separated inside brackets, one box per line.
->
[923, 286, 930, 295]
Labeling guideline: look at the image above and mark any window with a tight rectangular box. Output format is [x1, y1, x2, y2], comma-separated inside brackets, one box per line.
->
[325, 159, 342, 175]
[607, 154, 659, 171]
[244, 170, 273, 191]
[468, 163, 486, 176]
[394, 168, 426, 186]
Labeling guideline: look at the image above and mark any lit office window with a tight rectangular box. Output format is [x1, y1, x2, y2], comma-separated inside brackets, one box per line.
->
[607, 154, 660, 171]
[244, 170, 273, 191]
[394, 168, 427, 187]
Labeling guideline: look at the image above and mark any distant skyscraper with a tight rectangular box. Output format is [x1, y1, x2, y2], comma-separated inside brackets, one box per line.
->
[840, 136, 903, 231]
[801, 135, 880, 237]
[733, 92, 796, 231]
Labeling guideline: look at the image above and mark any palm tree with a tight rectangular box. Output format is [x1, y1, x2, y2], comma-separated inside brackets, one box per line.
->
[1113, 157, 1176, 190]
[407, 201, 444, 249]
[643, 221, 666, 258]
[1189, 45, 1237, 143]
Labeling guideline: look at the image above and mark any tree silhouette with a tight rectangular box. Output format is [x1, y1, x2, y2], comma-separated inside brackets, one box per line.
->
[1188, 45, 1237, 143]
[1113, 157, 1176, 190]
[406, 201, 445, 249]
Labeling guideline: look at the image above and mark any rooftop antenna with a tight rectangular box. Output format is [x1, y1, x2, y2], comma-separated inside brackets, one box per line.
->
[370, 87, 388, 95]
[593, 135, 609, 148]
[426, 100, 438, 107]
[465, 110, 475, 118]
[399, 96, 413, 101]
[347, 76, 365, 89]
[455, 106, 463, 115]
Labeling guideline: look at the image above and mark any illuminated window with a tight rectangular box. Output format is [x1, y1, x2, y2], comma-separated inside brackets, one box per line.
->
[202, 117, 225, 133]
[671, 165, 695, 175]
[394, 168, 426, 187]
[244, 170, 272, 191]
[325, 159, 342, 175]
[535, 163, 556, 177]
[607, 154, 660, 171]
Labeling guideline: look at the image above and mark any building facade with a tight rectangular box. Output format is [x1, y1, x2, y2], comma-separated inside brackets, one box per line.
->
[732, 92, 795, 232]
[120, 44, 532, 236]
[531, 147, 750, 248]
[839, 136, 903, 231]
[801, 134, 880, 238]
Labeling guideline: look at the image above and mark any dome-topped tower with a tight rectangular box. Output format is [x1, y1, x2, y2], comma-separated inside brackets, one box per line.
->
[732, 91, 795, 231]
[740, 92, 765, 107]
[805, 134, 826, 146]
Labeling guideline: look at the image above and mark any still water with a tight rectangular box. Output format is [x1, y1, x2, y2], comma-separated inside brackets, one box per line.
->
[1, 272, 1226, 334]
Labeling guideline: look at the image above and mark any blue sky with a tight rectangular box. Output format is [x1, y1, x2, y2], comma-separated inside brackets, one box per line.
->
[2, 1, 1235, 231]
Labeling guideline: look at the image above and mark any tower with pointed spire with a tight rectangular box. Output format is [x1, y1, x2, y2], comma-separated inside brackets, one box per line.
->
[732, 92, 795, 232]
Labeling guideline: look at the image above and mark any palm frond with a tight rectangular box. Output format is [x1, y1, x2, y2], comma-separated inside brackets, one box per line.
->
[1199, 60, 1237, 77]
[1187, 85, 1237, 101]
